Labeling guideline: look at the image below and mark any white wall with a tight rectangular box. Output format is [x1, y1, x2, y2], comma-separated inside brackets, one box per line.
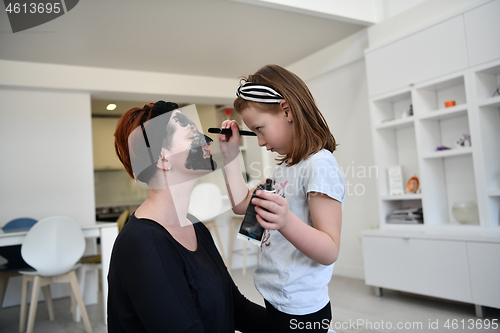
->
[0, 89, 95, 307]
[0, 89, 95, 226]
[286, 30, 378, 279]
[306, 60, 378, 279]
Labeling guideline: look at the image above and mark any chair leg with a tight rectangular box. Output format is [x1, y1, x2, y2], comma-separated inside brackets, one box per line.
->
[75, 265, 86, 322]
[26, 276, 42, 333]
[19, 275, 29, 333]
[210, 223, 226, 266]
[0, 272, 15, 310]
[69, 271, 92, 333]
[70, 286, 77, 321]
[228, 218, 237, 273]
[41, 285, 55, 320]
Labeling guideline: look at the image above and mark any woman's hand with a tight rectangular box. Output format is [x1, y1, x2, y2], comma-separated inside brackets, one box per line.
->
[219, 120, 241, 160]
[252, 190, 291, 231]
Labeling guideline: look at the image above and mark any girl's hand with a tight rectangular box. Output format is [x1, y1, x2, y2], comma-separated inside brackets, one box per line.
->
[219, 120, 241, 159]
[252, 190, 290, 231]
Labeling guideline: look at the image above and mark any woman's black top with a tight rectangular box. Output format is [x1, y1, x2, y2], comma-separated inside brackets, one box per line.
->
[107, 213, 268, 333]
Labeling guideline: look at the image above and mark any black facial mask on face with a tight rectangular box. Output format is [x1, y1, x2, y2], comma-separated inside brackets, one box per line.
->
[173, 112, 196, 128]
[172, 112, 217, 171]
[185, 131, 217, 171]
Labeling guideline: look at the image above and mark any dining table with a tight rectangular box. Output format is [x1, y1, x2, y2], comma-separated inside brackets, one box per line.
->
[0, 221, 118, 324]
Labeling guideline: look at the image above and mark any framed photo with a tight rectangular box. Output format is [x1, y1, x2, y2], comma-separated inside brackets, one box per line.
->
[388, 165, 404, 196]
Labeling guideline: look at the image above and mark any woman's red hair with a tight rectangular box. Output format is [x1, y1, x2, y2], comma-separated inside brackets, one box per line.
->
[114, 103, 155, 179]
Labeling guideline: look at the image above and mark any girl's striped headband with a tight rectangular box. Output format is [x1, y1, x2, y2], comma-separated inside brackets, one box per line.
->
[236, 82, 284, 104]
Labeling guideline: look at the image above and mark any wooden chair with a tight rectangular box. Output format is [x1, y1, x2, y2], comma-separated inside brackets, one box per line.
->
[116, 209, 129, 232]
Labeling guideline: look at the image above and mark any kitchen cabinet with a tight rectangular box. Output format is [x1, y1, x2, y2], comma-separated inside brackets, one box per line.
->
[362, 232, 473, 303]
[365, 15, 468, 96]
[464, 0, 500, 67]
[362, 230, 500, 312]
[92, 117, 123, 170]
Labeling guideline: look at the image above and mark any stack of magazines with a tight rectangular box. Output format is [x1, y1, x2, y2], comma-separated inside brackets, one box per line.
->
[387, 207, 423, 224]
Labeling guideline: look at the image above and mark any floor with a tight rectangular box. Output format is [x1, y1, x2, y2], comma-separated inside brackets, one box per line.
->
[1, 266, 499, 333]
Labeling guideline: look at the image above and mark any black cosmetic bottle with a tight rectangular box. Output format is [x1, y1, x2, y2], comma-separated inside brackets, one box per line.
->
[237, 179, 275, 246]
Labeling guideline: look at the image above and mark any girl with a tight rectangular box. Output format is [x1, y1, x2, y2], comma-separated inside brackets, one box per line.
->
[219, 65, 345, 332]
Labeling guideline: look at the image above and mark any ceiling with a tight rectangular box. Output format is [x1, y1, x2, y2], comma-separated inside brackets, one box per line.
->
[0, 0, 366, 80]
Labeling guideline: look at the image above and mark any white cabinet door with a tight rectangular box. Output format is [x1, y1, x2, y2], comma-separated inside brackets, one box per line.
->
[467, 242, 500, 308]
[464, 0, 500, 67]
[366, 16, 468, 96]
[362, 236, 472, 303]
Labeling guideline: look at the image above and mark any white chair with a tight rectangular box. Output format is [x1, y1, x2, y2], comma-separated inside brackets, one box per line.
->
[228, 214, 248, 274]
[19, 216, 92, 333]
[188, 183, 226, 265]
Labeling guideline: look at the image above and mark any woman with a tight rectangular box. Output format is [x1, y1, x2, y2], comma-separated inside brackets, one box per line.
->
[108, 101, 268, 333]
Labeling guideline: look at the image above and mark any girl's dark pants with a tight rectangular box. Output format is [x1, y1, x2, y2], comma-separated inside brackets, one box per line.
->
[265, 300, 332, 332]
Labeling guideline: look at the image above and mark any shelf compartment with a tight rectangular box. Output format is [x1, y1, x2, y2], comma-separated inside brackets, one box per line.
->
[423, 147, 472, 159]
[374, 125, 419, 198]
[420, 154, 479, 226]
[382, 194, 422, 201]
[414, 75, 467, 115]
[371, 91, 413, 125]
[418, 104, 467, 121]
[375, 117, 414, 130]
[474, 63, 500, 101]
[478, 104, 500, 193]
[477, 95, 500, 108]
[418, 109, 471, 156]
[382, 199, 423, 226]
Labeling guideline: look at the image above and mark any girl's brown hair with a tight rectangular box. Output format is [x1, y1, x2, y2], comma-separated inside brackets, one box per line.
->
[114, 103, 155, 179]
[234, 64, 337, 166]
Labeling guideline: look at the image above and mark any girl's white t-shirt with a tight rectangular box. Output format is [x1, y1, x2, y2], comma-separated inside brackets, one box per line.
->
[254, 149, 346, 315]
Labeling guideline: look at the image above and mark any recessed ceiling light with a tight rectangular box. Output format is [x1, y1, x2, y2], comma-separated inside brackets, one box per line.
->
[107, 103, 117, 111]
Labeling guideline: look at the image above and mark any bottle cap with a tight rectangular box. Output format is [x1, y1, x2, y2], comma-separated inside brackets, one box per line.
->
[262, 179, 274, 191]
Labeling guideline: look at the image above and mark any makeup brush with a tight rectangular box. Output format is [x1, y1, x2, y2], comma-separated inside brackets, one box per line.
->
[208, 128, 257, 136]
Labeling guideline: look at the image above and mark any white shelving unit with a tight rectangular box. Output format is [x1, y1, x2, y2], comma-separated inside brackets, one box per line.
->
[368, 30, 500, 230]
[362, 0, 500, 316]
